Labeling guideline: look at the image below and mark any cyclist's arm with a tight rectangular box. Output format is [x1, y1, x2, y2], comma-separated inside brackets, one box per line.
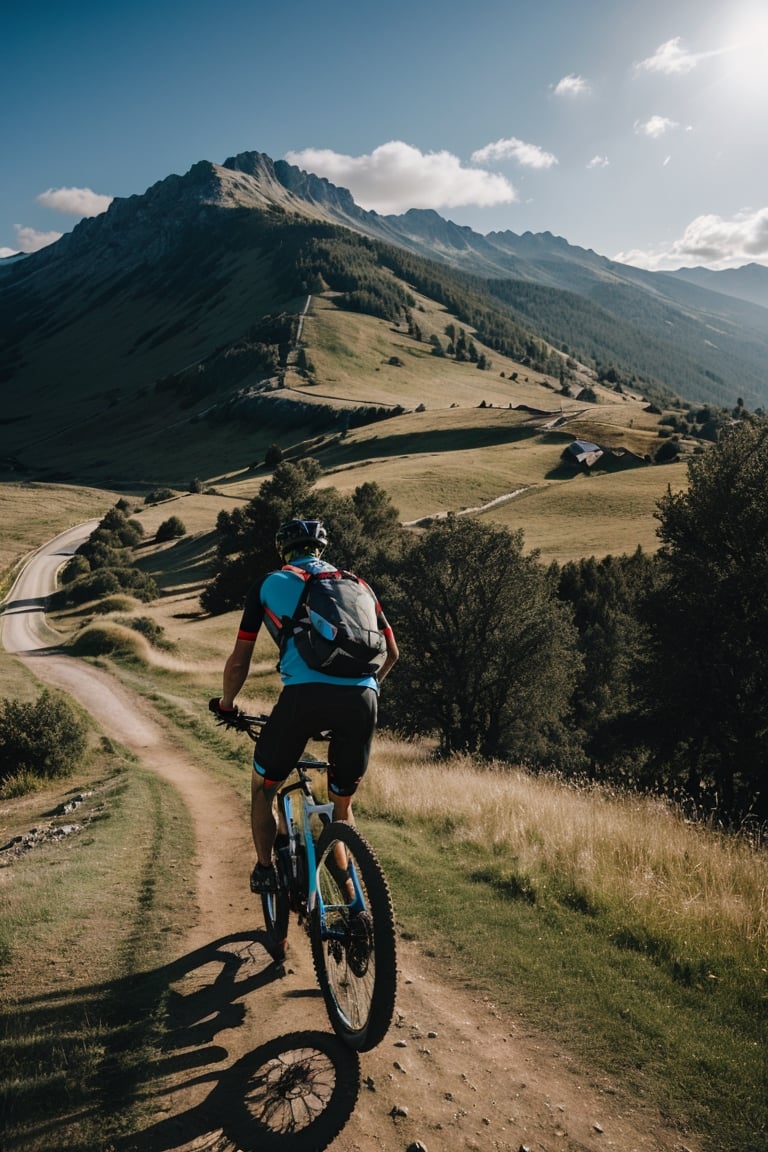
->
[219, 578, 265, 709]
[369, 590, 399, 683]
[378, 627, 399, 682]
[220, 636, 256, 709]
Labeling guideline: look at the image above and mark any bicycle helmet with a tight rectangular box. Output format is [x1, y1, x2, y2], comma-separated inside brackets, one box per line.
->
[275, 518, 328, 558]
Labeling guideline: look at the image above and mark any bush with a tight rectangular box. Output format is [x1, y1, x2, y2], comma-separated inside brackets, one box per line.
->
[145, 488, 176, 505]
[117, 615, 174, 650]
[92, 595, 136, 614]
[156, 516, 187, 543]
[69, 623, 145, 658]
[0, 690, 88, 785]
[54, 567, 159, 608]
[56, 569, 123, 605]
[60, 555, 91, 584]
[655, 439, 680, 463]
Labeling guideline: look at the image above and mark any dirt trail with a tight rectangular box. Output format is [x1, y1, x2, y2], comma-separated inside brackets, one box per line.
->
[3, 531, 700, 1152]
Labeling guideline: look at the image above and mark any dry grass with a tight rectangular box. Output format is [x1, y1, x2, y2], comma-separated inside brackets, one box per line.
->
[0, 481, 119, 591]
[293, 295, 567, 410]
[490, 462, 688, 561]
[361, 735, 768, 969]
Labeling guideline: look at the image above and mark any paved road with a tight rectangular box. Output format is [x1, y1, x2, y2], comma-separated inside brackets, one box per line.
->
[1, 520, 99, 654]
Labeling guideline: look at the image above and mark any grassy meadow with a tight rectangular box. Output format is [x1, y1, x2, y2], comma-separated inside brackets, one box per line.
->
[1, 480, 766, 1151]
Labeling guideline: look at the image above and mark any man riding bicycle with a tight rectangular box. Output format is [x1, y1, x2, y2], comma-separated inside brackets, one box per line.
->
[210, 518, 399, 896]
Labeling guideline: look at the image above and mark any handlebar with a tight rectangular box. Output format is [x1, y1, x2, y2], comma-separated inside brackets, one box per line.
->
[212, 709, 268, 740]
[210, 706, 330, 768]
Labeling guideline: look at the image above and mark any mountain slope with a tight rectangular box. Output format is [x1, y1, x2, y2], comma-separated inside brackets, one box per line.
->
[2, 149, 768, 486]
[666, 262, 768, 310]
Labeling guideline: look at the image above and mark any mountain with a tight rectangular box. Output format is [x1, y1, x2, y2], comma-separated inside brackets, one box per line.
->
[665, 263, 768, 310]
[2, 150, 768, 486]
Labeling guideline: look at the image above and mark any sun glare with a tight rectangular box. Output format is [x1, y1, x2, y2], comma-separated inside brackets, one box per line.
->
[721, 5, 768, 94]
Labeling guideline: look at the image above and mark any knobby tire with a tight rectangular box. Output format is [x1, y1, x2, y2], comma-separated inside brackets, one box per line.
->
[309, 821, 397, 1051]
[261, 885, 290, 961]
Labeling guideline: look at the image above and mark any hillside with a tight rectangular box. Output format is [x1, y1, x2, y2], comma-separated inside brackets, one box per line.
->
[2, 151, 768, 497]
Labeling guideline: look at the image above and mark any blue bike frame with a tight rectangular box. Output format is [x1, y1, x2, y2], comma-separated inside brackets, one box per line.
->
[281, 773, 366, 931]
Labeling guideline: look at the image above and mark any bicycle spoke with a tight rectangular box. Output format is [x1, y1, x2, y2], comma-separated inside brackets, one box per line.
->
[310, 822, 397, 1051]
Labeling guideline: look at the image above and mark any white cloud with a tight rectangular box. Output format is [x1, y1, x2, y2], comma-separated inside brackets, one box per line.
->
[36, 186, 113, 217]
[554, 73, 590, 96]
[635, 114, 679, 138]
[471, 136, 558, 170]
[0, 247, 19, 258]
[635, 36, 720, 75]
[587, 155, 610, 169]
[615, 207, 768, 270]
[14, 226, 63, 253]
[284, 141, 516, 214]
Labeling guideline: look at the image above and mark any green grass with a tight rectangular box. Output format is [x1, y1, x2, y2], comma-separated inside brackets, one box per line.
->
[0, 747, 196, 1150]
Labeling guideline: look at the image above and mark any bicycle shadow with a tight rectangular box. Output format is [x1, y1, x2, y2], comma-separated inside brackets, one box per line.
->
[119, 1029, 361, 1152]
[10, 929, 360, 1152]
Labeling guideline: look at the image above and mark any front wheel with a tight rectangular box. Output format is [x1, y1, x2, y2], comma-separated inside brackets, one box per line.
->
[309, 822, 397, 1051]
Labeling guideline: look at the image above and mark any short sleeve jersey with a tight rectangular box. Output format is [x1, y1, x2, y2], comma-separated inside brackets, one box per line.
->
[237, 555, 393, 692]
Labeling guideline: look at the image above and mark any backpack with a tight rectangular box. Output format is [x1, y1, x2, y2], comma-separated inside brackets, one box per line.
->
[279, 565, 388, 678]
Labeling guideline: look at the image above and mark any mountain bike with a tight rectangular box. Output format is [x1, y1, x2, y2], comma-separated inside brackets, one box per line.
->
[213, 710, 398, 1052]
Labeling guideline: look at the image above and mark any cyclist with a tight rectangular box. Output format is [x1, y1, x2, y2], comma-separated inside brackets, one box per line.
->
[210, 518, 398, 895]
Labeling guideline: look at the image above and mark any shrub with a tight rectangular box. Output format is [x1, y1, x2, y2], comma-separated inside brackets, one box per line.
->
[60, 555, 91, 584]
[54, 567, 158, 608]
[92, 595, 136, 614]
[0, 690, 88, 785]
[145, 488, 176, 505]
[156, 516, 187, 543]
[57, 569, 123, 605]
[0, 770, 42, 799]
[69, 623, 145, 658]
[117, 615, 174, 650]
[655, 439, 680, 463]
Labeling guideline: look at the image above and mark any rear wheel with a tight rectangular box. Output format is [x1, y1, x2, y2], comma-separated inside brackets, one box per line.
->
[310, 822, 397, 1051]
[261, 852, 291, 961]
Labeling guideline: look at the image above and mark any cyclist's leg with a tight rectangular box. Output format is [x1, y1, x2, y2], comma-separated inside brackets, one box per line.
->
[323, 687, 377, 893]
[251, 774, 279, 867]
[250, 687, 316, 870]
[325, 686, 378, 815]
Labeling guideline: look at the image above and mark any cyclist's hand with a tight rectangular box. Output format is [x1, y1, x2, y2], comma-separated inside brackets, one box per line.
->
[209, 697, 240, 724]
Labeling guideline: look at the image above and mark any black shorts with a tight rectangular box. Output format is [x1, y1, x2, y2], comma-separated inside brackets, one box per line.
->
[253, 683, 378, 797]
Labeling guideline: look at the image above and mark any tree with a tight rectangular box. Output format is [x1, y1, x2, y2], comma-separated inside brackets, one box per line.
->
[556, 549, 660, 781]
[200, 462, 404, 614]
[264, 444, 283, 469]
[382, 518, 582, 763]
[648, 419, 768, 819]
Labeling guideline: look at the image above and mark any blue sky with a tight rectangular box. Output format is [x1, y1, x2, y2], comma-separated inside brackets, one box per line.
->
[3, 0, 768, 269]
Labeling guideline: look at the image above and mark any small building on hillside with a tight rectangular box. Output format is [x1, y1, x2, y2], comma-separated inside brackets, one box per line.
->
[562, 440, 604, 469]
